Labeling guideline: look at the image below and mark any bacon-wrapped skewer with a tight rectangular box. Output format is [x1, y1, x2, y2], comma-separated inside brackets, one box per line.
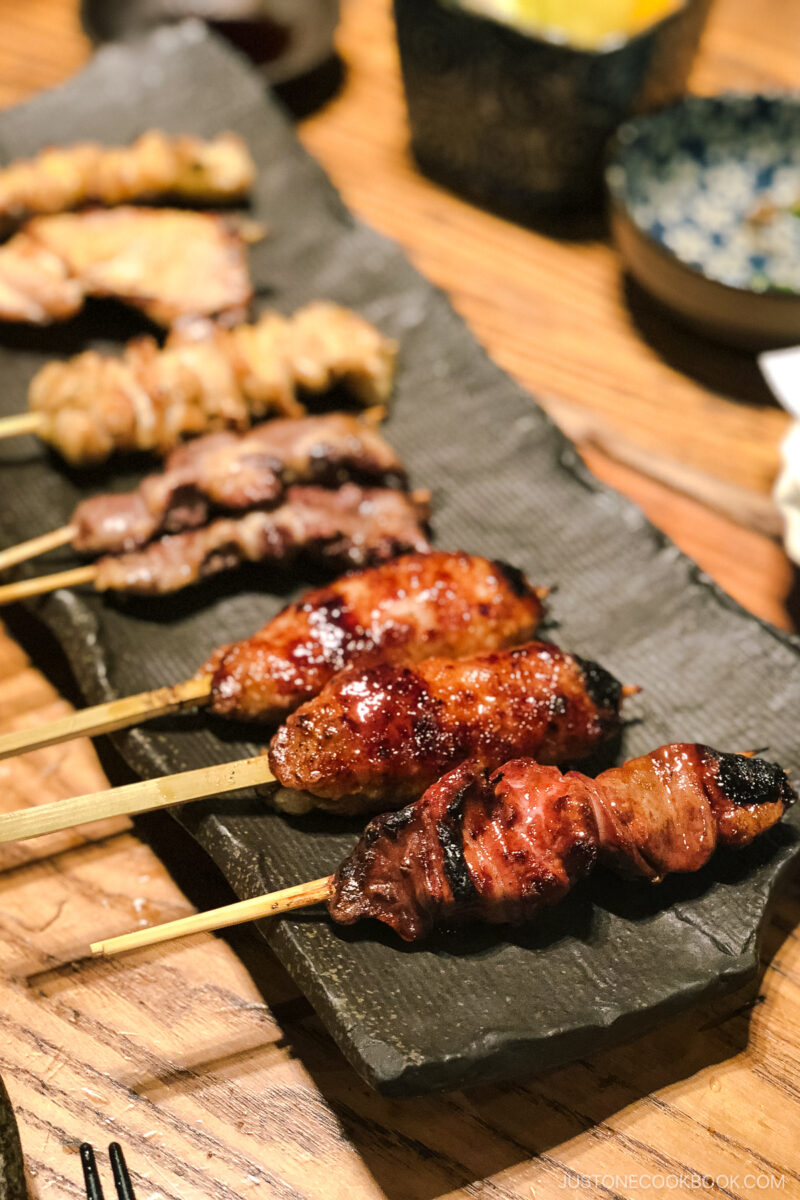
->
[0, 132, 255, 227]
[89, 746, 795, 955]
[0, 552, 547, 760]
[0, 207, 263, 328]
[0, 639, 625, 840]
[0, 484, 432, 603]
[0, 414, 408, 571]
[0, 302, 397, 463]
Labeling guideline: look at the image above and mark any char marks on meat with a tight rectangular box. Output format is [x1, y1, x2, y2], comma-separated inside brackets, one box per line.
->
[268, 641, 623, 814]
[329, 746, 796, 940]
[72, 414, 408, 555]
[92, 484, 431, 595]
[206, 550, 546, 722]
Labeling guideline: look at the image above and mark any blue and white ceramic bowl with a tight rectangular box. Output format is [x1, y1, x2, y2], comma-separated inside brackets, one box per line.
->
[606, 94, 800, 348]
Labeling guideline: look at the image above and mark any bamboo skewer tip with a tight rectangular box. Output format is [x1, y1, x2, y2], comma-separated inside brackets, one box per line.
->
[0, 411, 44, 441]
[0, 524, 78, 574]
[89, 875, 334, 957]
[0, 563, 97, 605]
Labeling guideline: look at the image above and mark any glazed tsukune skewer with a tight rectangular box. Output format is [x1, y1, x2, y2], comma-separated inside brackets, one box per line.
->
[0, 552, 547, 761]
[0, 639, 627, 840]
[91, 745, 795, 954]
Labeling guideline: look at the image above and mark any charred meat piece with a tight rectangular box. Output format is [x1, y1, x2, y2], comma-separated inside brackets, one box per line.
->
[71, 415, 408, 555]
[0, 132, 255, 226]
[0, 207, 259, 328]
[268, 641, 623, 814]
[92, 484, 431, 595]
[29, 302, 397, 463]
[207, 551, 546, 722]
[330, 746, 795, 940]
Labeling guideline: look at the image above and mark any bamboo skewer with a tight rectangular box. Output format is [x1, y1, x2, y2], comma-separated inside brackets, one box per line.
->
[0, 563, 97, 604]
[0, 755, 270, 844]
[0, 675, 213, 762]
[0, 524, 78, 573]
[91, 876, 334, 957]
[0, 411, 44, 441]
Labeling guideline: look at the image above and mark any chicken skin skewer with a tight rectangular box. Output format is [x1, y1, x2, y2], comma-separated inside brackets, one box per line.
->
[0, 207, 261, 327]
[0, 302, 397, 464]
[91, 745, 795, 955]
[0, 639, 623, 841]
[0, 552, 547, 760]
[0, 132, 255, 227]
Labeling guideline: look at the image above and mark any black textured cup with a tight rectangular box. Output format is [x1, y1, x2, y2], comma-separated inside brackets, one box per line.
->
[393, 0, 712, 214]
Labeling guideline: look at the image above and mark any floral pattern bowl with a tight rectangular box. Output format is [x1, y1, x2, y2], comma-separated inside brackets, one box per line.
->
[606, 93, 800, 348]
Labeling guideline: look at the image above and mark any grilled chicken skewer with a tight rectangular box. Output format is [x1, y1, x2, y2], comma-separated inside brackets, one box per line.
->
[0, 552, 546, 760]
[0, 132, 255, 227]
[92, 745, 795, 954]
[0, 207, 262, 327]
[0, 639, 624, 840]
[0, 484, 431, 603]
[0, 414, 408, 572]
[0, 302, 397, 463]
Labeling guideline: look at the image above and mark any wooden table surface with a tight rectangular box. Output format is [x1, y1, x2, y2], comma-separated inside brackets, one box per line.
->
[0, 1, 798, 1197]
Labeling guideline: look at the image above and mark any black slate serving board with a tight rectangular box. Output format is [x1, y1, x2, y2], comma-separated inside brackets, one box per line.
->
[0, 24, 798, 1097]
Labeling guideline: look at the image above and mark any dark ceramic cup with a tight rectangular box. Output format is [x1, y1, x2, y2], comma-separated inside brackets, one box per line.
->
[393, 0, 712, 215]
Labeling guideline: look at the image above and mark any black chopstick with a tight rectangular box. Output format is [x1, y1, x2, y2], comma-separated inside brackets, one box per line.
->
[109, 1143, 136, 1200]
[80, 1144, 106, 1200]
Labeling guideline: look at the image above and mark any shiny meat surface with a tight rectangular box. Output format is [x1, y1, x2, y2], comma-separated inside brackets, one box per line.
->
[71, 415, 408, 555]
[207, 551, 545, 721]
[29, 303, 398, 463]
[268, 641, 622, 814]
[0, 207, 257, 328]
[92, 484, 431, 595]
[330, 746, 795, 940]
[0, 132, 255, 225]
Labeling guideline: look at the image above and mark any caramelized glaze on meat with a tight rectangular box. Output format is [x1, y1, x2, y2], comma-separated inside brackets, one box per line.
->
[329, 746, 795, 940]
[207, 551, 545, 722]
[71, 415, 408, 555]
[268, 641, 623, 814]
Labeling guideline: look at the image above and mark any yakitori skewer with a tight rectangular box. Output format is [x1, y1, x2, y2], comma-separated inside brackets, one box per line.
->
[0, 484, 432, 603]
[0, 413, 408, 572]
[0, 131, 255, 226]
[0, 640, 626, 841]
[0, 551, 547, 758]
[0, 302, 397, 463]
[0, 207, 262, 327]
[90, 744, 795, 954]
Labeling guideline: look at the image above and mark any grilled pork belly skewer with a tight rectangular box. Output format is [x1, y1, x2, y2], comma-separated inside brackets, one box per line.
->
[92, 745, 795, 954]
[0, 641, 625, 841]
[0, 414, 408, 572]
[0, 552, 546, 760]
[0, 132, 255, 227]
[0, 484, 432, 604]
[0, 302, 397, 463]
[0, 207, 262, 328]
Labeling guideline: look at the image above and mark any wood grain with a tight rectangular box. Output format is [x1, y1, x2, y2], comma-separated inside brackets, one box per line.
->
[0, 1, 797, 1198]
